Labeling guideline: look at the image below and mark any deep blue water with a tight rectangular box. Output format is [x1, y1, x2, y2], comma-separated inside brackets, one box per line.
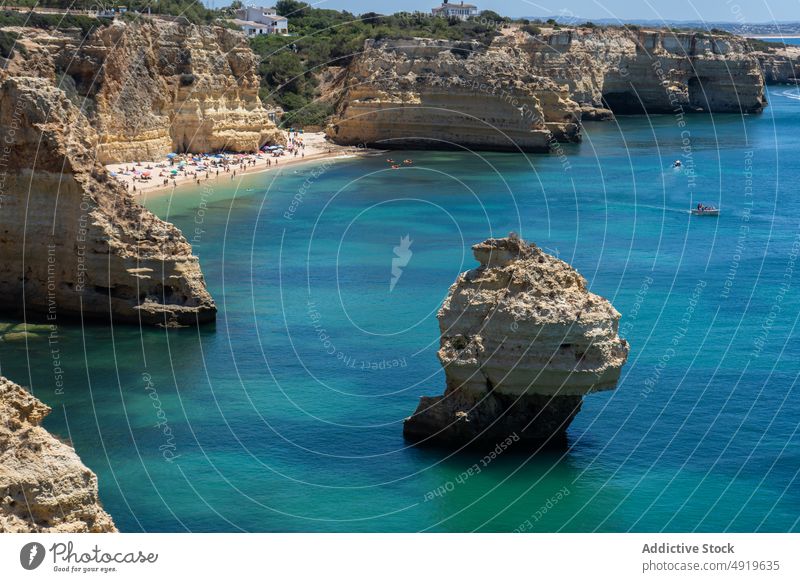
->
[1, 86, 799, 532]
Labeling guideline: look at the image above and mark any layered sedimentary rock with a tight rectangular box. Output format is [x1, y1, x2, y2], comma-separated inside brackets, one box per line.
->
[327, 38, 581, 152]
[328, 29, 767, 150]
[0, 376, 116, 532]
[751, 42, 800, 84]
[404, 236, 629, 447]
[0, 68, 215, 325]
[519, 27, 767, 116]
[3, 19, 282, 163]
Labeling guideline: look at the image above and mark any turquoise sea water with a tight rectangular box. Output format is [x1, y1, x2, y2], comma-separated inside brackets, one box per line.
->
[2, 86, 800, 532]
[762, 37, 800, 45]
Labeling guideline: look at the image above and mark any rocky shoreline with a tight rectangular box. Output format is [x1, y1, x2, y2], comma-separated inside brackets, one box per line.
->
[0, 376, 116, 532]
[326, 27, 771, 154]
[0, 18, 289, 327]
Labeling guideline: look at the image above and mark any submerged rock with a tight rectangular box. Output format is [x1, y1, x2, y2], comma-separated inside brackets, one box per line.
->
[403, 236, 629, 447]
[0, 376, 116, 532]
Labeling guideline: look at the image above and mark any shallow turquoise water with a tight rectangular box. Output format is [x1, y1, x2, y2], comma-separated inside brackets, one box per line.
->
[2, 87, 799, 532]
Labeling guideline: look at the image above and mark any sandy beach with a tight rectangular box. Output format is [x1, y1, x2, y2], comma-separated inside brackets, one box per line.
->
[107, 131, 366, 197]
[745, 34, 800, 39]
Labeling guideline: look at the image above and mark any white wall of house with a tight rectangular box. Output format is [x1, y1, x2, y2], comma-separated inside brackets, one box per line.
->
[234, 5, 288, 36]
[431, 2, 479, 21]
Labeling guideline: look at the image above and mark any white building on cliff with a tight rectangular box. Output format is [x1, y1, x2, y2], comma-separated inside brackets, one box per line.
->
[233, 5, 288, 36]
[431, 1, 479, 20]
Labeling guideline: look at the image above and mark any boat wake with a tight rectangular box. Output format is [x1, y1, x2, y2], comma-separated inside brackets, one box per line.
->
[614, 203, 690, 215]
[780, 89, 800, 101]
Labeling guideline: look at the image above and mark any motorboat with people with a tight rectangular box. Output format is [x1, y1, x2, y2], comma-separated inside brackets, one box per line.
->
[673, 160, 682, 168]
[691, 203, 719, 216]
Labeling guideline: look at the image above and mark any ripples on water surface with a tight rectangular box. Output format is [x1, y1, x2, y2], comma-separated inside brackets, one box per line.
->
[1, 87, 799, 532]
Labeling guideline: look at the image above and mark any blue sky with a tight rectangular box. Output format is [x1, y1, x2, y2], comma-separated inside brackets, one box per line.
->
[215, 0, 800, 23]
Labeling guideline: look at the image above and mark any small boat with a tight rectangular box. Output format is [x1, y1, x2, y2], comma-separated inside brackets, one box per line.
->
[673, 160, 682, 167]
[691, 205, 719, 216]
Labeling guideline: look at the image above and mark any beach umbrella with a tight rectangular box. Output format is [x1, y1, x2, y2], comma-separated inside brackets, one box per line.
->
[166, 153, 176, 158]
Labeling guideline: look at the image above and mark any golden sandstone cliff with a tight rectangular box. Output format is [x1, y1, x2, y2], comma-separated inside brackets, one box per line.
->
[328, 27, 768, 151]
[4, 19, 283, 162]
[404, 236, 629, 447]
[752, 42, 800, 84]
[520, 27, 767, 116]
[327, 38, 581, 152]
[0, 72, 216, 325]
[0, 376, 116, 532]
[0, 19, 285, 326]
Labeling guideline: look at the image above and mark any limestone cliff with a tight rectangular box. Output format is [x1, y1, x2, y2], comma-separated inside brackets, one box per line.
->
[327, 38, 581, 152]
[404, 236, 629, 447]
[519, 27, 766, 116]
[0, 377, 116, 532]
[3, 19, 283, 163]
[0, 72, 216, 325]
[751, 42, 800, 84]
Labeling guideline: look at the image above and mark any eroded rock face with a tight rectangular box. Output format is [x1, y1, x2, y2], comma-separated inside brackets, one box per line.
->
[0, 20, 265, 325]
[3, 20, 283, 163]
[0, 73, 216, 325]
[327, 38, 581, 152]
[521, 28, 767, 116]
[751, 42, 800, 84]
[404, 236, 629, 447]
[0, 377, 116, 532]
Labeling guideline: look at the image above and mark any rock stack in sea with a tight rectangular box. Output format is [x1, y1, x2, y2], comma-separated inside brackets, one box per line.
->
[0, 377, 116, 532]
[403, 236, 629, 447]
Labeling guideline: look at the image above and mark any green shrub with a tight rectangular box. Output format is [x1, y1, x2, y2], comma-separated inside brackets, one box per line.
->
[521, 24, 541, 36]
[0, 29, 18, 58]
[281, 100, 333, 128]
[0, 11, 108, 36]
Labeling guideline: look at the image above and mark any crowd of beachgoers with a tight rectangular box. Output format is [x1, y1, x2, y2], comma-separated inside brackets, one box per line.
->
[105, 130, 351, 195]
